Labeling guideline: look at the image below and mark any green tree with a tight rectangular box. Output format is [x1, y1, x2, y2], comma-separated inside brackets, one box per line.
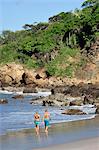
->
[82, 0, 98, 8]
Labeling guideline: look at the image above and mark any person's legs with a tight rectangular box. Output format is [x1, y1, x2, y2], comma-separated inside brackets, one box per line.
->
[45, 126, 48, 133]
[37, 125, 40, 133]
[35, 122, 40, 135]
[44, 120, 49, 135]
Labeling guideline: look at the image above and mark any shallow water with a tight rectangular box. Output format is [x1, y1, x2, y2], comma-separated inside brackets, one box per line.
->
[0, 91, 96, 135]
[0, 116, 99, 150]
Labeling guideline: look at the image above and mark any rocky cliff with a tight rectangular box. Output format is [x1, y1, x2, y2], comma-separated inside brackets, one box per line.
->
[0, 38, 99, 88]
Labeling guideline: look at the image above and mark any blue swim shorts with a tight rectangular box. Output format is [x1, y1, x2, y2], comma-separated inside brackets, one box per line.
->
[44, 119, 49, 127]
[34, 120, 40, 126]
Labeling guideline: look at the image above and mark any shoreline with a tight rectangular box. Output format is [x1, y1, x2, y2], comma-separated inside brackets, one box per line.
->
[0, 86, 51, 93]
[0, 112, 98, 134]
[0, 113, 97, 136]
[0, 115, 99, 150]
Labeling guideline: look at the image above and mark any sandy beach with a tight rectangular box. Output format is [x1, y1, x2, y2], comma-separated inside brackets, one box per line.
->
[0, 115, 99, 150]
[34, 137, 99, 150]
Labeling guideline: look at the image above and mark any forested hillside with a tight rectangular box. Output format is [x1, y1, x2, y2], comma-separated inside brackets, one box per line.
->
[0, 0, 99, 78]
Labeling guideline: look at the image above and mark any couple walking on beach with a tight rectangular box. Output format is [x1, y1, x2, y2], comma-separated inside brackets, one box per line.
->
[34, 109, 50, 135]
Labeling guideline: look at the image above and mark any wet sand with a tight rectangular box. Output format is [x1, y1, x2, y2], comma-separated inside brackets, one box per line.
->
[0, 115, 99, 150]
[34, 137, 99, 150]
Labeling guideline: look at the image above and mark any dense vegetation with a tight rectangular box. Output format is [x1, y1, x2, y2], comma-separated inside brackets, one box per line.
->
[0, 0, 99, 77]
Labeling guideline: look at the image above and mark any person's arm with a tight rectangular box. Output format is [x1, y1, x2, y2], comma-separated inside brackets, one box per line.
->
[38, 115, 40, 120]
[49, 113, 51, 120]
[42, 114, 45, 122]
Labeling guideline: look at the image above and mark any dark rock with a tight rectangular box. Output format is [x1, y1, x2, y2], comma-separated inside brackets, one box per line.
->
[63, 85, 82, 97]
[95, 105, 99, 114]
[62, 109, 86, 115]
[12, 95, 24, 99]
[23, 87, 37, 93]
[0, 99, 8, 104]
[83, 95, 90, 104]
[91, 89, 99, 99]
[42, 100, 54, 106]
[83, 95, 94, 105]
[30, 99, 43, 105]
[94, 99, 99, 106]
[42, 100, 46, 106]
[69, 100, 83, 106]
[30, 93, 68, 107]
[51, 86, 69, 94]
[35, 74, 42, 79]
[20, 73, 27, 85]
[0, 80, 3, 87]
[51, 88, 55, 95]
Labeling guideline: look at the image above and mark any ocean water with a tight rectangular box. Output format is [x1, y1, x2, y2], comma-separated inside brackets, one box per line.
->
[0, 91, 96, 135]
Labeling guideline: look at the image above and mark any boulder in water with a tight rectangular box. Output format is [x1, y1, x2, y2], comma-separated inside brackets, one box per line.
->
[23, 87, 37, 93]
[62, 109, 86, 115]
[12, 95, 24, 99]
[0, 99, 8, 104]
[95, 105, 99, 114]
[69, 100, 83, 106]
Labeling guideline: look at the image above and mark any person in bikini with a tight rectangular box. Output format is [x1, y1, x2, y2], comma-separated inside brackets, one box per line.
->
[34, 112, 40, 135]
[43, 110, 50, 135]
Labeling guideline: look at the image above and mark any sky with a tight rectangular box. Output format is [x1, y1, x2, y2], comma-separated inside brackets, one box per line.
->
[0, 0, 85, 32]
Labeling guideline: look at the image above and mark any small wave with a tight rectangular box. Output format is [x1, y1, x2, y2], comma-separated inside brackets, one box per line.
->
[0, 90, 14, 94]
[24, 121, 33, 125]
[69, 104, 95, 109]
[69, 105, 96, 114]
[23, 91, 51, 97]
[7, 127, 30, 132]
[8, 112, 33, 115]
[0, 114, 96, 135]
[14, 91, 23, 94]
[0, 90, 51, 97]
[0, 90, 23, 95]
[51, 114, 96, 124]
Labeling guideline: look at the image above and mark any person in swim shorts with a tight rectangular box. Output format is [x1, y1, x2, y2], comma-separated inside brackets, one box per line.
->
[34, 112, 40, 135]
[43, 109, 50, 135]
